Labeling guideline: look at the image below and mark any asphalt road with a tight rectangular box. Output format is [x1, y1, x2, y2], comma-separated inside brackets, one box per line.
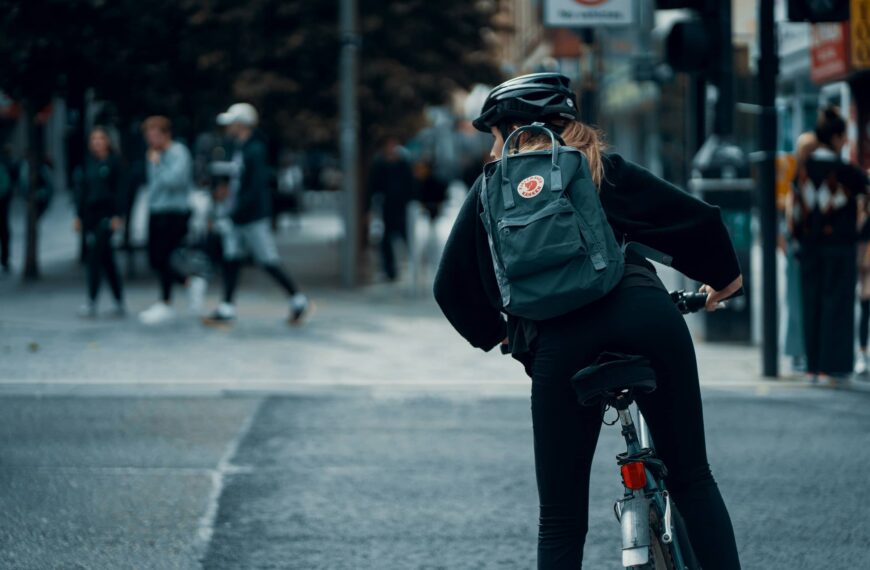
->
[1, 385, 868, 569]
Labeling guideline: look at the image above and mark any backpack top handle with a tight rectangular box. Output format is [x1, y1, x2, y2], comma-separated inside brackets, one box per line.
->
[499, 122, 565, 210]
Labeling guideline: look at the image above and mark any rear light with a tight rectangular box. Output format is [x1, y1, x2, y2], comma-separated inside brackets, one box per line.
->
[621, 462, 647, 490]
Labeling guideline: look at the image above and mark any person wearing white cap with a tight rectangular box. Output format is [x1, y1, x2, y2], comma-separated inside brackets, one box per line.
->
[204, 102, 312, 326]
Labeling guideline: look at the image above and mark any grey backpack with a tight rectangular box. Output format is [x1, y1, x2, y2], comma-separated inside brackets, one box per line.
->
[479, 124, 624, 320]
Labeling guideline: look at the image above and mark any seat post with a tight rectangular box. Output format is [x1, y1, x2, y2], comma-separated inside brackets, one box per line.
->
[613, 392, 641, 452]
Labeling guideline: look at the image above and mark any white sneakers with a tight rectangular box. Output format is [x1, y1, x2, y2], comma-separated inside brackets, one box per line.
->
[856, 352, 869, 375]
[202, 302, 237, 327]
[138, 302, 176, 325]
[139, 277, 208, 325]
[139, 284, 314, 327]
[289, 293, 312, 325]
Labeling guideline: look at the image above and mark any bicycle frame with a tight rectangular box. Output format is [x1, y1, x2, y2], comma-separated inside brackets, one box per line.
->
[613, 396, 692, 569]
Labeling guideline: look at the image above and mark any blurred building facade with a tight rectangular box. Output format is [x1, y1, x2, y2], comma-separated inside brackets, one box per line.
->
[484, 0, 869, 185]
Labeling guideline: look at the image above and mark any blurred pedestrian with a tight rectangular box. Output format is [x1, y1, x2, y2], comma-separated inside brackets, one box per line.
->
[138, 116, 205, 325]
[792, 106, 870, 381]
[73, 127, 126, 317]
[783, 131, 817, 372]
[203, 103, 311, 327]
[415, 157, 448, 223]
[367, 136, 415, 281]
[0, 145, 13, 274]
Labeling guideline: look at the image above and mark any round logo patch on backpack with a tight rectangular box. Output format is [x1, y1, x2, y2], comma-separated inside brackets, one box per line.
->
[517, 175, 544, 199]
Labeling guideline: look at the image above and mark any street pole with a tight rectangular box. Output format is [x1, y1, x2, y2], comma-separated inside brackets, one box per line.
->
[579, 29, 597, 125]
[758, 0, 779, 377]
[339, 0, 359, 287]
[713, 0, 733, 137]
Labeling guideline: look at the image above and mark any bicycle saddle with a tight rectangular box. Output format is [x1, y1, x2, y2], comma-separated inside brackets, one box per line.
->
[569, 352, 657, 407]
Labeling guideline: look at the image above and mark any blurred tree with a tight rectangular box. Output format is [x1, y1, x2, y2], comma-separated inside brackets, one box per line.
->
[185, 0, 503, 148]
[1, 0, 501, 279]
[84, 1, 214, 133]
[0, 0, 208, 278]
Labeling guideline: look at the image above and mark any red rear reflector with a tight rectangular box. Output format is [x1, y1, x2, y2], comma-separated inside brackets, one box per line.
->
[621, 462, 647, 490]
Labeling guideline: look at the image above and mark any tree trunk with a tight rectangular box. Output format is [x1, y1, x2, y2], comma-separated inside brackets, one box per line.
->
[22, 102, 41, 281]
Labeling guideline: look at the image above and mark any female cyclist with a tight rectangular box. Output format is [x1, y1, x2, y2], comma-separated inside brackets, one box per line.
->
[434, 73, 742, 569]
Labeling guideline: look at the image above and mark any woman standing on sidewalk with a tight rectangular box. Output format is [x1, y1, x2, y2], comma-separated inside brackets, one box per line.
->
[435, 73, 742, 569]
[791, 106, 870, 382]
[74, 127, 126, 317]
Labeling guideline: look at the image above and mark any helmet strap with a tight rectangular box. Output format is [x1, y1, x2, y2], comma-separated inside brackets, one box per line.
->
[499, 119, 565, 141]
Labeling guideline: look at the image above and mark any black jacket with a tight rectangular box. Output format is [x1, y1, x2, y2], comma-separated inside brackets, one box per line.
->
[433, 153, 742, 352]
[75, 154, 124, 228]
[232, 134, 272, 225]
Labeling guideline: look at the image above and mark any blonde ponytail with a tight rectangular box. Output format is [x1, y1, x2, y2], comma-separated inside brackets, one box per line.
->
[515, 121, 607, 188]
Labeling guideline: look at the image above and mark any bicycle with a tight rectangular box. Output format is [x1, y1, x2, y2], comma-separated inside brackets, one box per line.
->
[568, 289, 712, 569]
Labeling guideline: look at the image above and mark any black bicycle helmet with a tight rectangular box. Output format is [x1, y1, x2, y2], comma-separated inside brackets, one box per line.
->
[472, 72, 580, 134]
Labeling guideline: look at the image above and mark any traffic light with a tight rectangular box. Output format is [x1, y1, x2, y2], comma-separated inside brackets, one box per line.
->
[654, 0, 736, 136]
[663, 18, 712, 73]
[787, 0, 849, 22]
[655, 1, 722, 76]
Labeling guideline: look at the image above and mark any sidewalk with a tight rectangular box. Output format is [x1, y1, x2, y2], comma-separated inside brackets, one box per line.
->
[2, 189, 864, 396]
[1, 257, 845, 396]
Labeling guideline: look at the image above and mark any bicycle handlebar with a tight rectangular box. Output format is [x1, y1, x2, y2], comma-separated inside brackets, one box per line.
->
[670, 287, 745, 315]
[669, 290, 709, 315]
[499, 287, 744, 353]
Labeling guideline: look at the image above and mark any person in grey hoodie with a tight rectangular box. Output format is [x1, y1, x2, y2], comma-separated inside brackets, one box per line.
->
[138, 116, 206, 325]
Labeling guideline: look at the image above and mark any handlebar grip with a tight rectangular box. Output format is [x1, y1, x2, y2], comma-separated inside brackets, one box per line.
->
[683, 293, 709, 313]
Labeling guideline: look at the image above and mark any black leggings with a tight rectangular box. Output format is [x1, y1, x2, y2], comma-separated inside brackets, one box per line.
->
[530, 285, 740, 569]
[84, 221, 123, 302]
[147, 212, 190, 302]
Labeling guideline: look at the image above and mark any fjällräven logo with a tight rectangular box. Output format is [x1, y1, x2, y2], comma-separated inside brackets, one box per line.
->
[517, 175, 544, 198]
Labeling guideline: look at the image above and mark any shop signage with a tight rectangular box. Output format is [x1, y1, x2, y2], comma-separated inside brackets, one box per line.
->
[811, 22, 850, 83]
[853, 0, 870, 69]
[544, 0, 633, 28]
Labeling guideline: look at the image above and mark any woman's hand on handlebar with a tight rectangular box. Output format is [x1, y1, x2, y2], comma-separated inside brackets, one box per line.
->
[699, 275, 743, 312]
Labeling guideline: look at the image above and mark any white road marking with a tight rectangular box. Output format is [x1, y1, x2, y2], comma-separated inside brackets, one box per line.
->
[193, 398, 263, 565]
